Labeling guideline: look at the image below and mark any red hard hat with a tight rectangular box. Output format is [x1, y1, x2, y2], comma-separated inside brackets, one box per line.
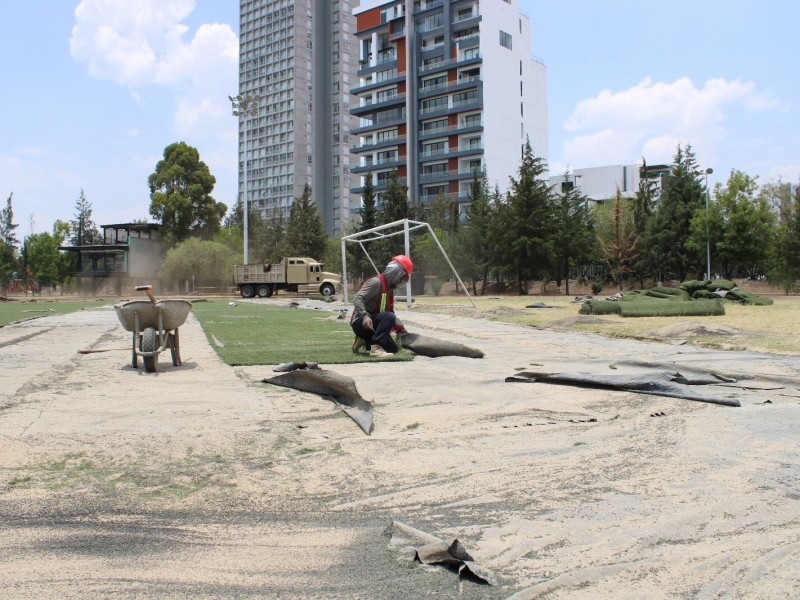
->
[392, 254, 413, 277]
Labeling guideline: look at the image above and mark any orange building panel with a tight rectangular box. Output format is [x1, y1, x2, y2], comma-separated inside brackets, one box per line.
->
[357, 8, 382, 30]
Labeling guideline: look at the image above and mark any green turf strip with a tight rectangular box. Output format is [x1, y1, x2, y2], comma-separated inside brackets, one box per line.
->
[0, 300, 111, 327]
[191, 300, 413, 366]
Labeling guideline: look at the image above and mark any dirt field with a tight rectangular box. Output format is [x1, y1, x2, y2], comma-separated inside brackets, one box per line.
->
[1, 299, 799, 598]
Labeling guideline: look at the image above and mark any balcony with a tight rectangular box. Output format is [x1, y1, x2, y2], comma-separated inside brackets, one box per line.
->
[413, 0, 443, 14]
[420, 147, 449, 159]
[418, 53, 482, 74]
[350, 134, 406, 154]
[350, 92, 406, 116]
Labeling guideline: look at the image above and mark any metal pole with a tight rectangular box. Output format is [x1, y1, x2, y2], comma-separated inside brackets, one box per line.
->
[704, 168, 713, 281]
[230, 94, 261, 266]
[243, 115, 249, 264]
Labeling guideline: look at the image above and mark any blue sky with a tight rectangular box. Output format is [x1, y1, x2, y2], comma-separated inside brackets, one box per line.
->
[1, 1, 798, 238]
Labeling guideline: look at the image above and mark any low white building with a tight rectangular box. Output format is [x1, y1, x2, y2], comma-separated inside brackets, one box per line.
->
[549, 163, 670, 204]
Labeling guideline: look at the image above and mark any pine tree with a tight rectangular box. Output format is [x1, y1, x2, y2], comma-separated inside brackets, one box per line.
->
[1, 193, 20, 289]
[598, 189, 638, 292]
[552, 172, 597, 295]
[354, 173, 378, 280]
[457, 169, 495, 295]
[285, 183, 327, 259]
[69, 189, 101, 246]
[770, 182, 800, 292]
[649, 144, 706, 282]
[631, 159, 658, 286]
[505, 139, 555, 294]
[376, 171, 411, 259]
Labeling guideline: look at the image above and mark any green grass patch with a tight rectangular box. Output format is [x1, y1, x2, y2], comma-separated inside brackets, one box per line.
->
[191, 300, 414, 366]
[0, 299, 111, 327]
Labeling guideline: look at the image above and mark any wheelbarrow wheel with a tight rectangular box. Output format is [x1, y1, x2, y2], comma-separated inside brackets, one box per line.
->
[141, 327, 158, 373]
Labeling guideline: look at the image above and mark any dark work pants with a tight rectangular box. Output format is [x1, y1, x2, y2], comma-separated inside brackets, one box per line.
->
[351, 312, 398, 353]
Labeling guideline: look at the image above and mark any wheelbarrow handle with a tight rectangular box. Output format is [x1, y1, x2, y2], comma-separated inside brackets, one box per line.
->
[134, 285, 157, 303]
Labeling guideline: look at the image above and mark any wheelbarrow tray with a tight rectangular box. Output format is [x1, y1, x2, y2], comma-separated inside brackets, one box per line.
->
[114, 299, 192, 332]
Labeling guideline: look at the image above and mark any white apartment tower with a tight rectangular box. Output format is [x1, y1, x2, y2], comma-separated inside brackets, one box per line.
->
[238, 0, 360, 236]
[351, 0, 547, 213]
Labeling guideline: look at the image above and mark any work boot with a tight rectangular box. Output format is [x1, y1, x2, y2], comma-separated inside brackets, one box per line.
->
[370, 346, 390, 359]
[352, 336, 366, 353]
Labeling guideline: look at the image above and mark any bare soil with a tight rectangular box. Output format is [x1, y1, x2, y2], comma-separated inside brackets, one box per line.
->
[1, 300, 799, 598]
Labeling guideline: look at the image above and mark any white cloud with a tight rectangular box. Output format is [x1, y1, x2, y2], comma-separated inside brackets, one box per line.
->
[765, 164, 800, 183]
[561, 77, 779, 170]
[70, 0, 238, 140]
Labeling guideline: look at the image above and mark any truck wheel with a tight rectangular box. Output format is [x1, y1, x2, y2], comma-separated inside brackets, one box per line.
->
[320, 283, 335, 297]
[141, 327, 158, 373]
[240, 285, 254, 298]
[257, 285, 273, 298]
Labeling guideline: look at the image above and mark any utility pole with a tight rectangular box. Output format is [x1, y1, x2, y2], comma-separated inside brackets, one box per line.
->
[230, 94, 261, 264]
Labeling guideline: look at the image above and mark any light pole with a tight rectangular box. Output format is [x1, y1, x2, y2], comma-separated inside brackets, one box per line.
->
[704, 167, 713, 281]
[229, 94, 261, 264]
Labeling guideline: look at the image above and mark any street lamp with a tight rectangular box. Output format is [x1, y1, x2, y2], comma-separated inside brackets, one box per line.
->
[229, 94, 261, 264]
[704, 167, 713, 281]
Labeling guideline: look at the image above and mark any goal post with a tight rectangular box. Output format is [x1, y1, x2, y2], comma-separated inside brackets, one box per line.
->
[340, 218, 474, 308]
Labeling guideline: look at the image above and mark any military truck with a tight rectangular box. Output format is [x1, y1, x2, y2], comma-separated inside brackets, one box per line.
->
[233, 257, 340, 298]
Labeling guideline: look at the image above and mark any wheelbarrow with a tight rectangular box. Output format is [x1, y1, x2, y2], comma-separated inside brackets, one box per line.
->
[114, 286, 192, 373]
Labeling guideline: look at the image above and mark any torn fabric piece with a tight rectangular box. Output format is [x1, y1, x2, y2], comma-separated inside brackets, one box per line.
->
[263, 368, 374, 434]
[415, 540, 496, 586]
[400, 332, 484, 358]
[385, 521, 496, 586]
[506, 371, 741, 407]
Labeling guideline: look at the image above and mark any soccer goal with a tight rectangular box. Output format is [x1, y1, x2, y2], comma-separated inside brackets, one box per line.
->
[340, 218, 474, 308]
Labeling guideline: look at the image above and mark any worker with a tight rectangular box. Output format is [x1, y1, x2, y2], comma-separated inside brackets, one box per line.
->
[351, 255, 413, 358]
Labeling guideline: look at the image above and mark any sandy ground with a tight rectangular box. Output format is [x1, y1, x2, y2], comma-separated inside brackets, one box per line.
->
[1, 301, 799, 599]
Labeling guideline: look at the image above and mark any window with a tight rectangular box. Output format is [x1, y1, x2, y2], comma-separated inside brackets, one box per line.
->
[422, 141, 447, 156]
[500, 31, 512, 49]
[423, 55, 444, 68]
[377, 150, 397, 164]
[421, 96, 448, 113]
[461, 113, 481, 127]
[376, 129, 398, 142]
[422, 118, 448, 133]
[421, 75, 447, 90]
[453, 90, 477, 106]
[422, 163, 448, 176]
[463, 47, 479, 60]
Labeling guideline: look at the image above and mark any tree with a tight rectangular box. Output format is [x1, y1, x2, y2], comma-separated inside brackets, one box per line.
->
[649, 144, 706, 282]
[69, 189, 101, 246]
[767, 181, 800, 292]
[689, 169, 775, 279]
[597, 189, 638, 291]
[630, 159, 659, 286]
[262, 207, 288, 262]
[158, 237, 236, 292]
[455, 169, 495, 295]
[505, 139, 555, 294]
[350, 173, 378, 282]
[1, 193, 20, 291]
[285, 183, 327, 259]
[422, 193, 459, 234]
[21, 230, 64, 293]
[148, 142, 227, 245]
[374, 171, 411, 260]
[552, 172, 597, 295]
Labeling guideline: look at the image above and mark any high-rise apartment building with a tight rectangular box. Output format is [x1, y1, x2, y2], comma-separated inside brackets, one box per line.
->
[238, 0, 360, 237]
[350, 0, 547, 215]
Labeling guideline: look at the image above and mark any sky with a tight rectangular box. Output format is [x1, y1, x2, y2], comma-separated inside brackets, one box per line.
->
[1, 0, 799, 238]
